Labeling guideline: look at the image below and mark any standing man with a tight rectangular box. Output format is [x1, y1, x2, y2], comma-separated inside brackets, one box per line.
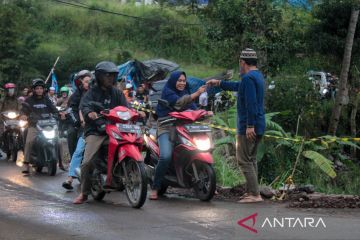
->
[207, 48, 265, 203]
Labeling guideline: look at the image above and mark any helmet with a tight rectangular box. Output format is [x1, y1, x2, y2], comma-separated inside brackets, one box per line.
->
[94, 61, 119, 86]
[126, 83, 133, 89]
[32, 78, 45, 88]
[95, 61, 119, 74]
[74, 70, 93, 87]
[60, 86, 70, 94]
[4, 83, 16, 89]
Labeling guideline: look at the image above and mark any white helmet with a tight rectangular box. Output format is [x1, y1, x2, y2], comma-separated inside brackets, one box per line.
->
[126, 83, 133, 89]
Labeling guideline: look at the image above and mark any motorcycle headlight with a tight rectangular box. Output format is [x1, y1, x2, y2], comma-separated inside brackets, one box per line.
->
[19, 120, 27, 128]
[43, 130, 56, 139]
[7, 112, 18, 119]
[117, 111, 131, 121]
[193, 136, 211, 151]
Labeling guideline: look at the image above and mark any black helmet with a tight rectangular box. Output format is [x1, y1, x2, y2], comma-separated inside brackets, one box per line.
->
[32, 78, 45, 88]
[94, 61, 119, 86]
[95, 61, 119, 74]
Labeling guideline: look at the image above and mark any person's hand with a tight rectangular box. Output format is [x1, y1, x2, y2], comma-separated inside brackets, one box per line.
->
[138, 111, 146, 118]
[207, 111, 214, 117]
[246, 127, 257, 141]
[19, 115, 27, 121]
[197, 85, 207, 95]
[80, 120, 85, 128]
[206, 79, 221, 87]
[88, 112, 98, 120]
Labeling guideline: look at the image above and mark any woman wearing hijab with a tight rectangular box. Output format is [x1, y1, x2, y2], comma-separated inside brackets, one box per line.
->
[150, 71, 207, 200]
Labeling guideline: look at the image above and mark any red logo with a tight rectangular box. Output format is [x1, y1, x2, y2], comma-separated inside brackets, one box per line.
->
[237, 213, 258, 233]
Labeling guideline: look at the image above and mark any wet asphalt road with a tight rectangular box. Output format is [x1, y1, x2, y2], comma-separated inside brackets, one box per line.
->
[0, 157, 360, 240]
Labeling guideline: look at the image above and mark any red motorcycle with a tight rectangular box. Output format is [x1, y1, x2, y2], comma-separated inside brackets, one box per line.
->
[144, 100, 216, 201]
[75, 103, 147, 208]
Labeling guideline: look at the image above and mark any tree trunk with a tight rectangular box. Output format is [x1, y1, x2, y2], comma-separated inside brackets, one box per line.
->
[328, 8, 359, 135]
[349, 72, 360, 158]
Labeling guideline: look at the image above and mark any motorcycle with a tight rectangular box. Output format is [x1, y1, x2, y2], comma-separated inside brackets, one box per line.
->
[1, 111, 27, 162]
[30, 113, 61, 176]
[143, 99, 216, 201]
[75, 103, 148, 208]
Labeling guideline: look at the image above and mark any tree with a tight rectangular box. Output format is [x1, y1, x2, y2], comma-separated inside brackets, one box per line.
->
[328, 8, 359, 135]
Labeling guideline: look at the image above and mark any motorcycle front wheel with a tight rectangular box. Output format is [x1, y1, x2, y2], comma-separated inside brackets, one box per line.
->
[91, 173, 106, 201]
[123, 159, 147, 209]
[193, 162, 216, 201]
[46, 148, 57, 176]
[10, 148, 18, 162]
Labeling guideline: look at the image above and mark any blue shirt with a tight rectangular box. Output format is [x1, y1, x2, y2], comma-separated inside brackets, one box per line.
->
[220, 70, 265, 135]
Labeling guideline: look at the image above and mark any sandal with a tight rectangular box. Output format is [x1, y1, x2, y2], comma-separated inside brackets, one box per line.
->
[238, 195, 264, 203]
[149, 190, 158, 200]
[239, 192, 250, 199]
[62, 181, 73, 190]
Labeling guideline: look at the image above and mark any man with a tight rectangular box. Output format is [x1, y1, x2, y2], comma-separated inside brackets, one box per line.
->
[56, 86, 70, 108]
[22, 87, 29, 98]
[73, 61, 130, 204]
[0, 83, 21, 159]
[48, 87, 57, 106]
[20, 79, 58, 174]
[135, 84, 148, 103]
[123, 83, 135, 103]
[207, 48, 265, 203]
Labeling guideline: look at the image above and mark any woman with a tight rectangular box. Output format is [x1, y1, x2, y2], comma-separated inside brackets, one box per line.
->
[150, 71, 207, 200]
[62, 70, 92, 190]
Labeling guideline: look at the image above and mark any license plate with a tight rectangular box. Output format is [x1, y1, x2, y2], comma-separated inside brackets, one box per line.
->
[117, 124, 141, 133]
[185, 124, 211, 133]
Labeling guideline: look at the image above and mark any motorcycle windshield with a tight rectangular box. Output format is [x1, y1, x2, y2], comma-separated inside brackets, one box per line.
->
[169, 110, 207, 121]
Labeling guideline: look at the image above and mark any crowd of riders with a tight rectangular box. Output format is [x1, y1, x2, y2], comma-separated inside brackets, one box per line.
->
[0, 48, 265, 205]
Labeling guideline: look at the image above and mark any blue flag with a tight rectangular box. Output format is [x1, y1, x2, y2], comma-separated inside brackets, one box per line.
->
[51, 70, 59, 93]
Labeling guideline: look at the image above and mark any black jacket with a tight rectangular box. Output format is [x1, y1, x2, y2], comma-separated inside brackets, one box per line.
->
[68, 88, 84, 123]
[21, 95, 58, 127]
[80, 85, 128, 137]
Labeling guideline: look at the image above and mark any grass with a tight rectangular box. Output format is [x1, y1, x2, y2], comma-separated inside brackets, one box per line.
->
[213, 147, 245, 187]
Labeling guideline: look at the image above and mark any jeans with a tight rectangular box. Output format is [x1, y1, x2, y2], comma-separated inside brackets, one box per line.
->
[153, 132, 173, 190]
[68, 135, 85, 178]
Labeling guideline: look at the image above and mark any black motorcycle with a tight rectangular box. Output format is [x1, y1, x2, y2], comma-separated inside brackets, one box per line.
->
[1, 111, 27, 162]
[30, 113, 61, 176]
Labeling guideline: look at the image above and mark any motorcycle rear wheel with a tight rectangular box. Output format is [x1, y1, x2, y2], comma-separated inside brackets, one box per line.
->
[124, 160, 147, 209]
[193, 162, 216, 201]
